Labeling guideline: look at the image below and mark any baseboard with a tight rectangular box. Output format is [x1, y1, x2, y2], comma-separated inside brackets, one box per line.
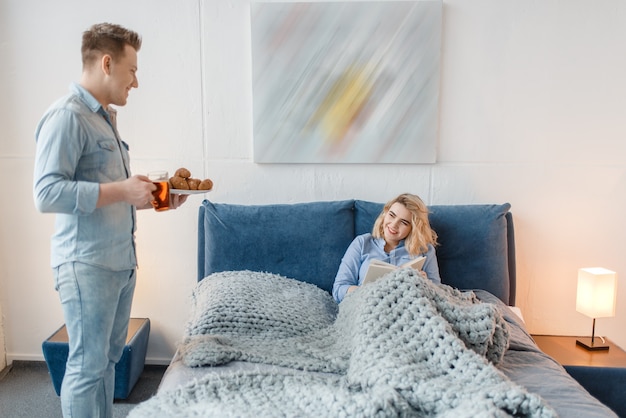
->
[0, 362, 12, 380]
[7, 353, 172, 366]
[145, 357, 172, 366]
[6, 353, 43, 364]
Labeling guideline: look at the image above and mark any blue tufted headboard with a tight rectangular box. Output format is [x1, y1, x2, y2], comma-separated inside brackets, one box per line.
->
[198, 200, 516, 305]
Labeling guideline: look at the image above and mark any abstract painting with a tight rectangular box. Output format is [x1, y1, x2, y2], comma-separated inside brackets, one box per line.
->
[250, 1, 442, 163]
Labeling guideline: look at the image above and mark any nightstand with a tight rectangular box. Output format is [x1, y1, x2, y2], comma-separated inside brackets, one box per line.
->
[532, 335, 626, 417]
[42, 317, 150, 400]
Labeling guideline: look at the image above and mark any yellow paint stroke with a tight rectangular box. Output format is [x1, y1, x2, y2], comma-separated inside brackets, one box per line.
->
[308, 65, 374, 144]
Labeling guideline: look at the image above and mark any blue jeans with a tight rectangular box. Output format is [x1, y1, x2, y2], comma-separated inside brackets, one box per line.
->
[54, 262, 136, 418]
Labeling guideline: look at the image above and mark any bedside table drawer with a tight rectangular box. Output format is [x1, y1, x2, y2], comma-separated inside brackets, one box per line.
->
[564, 365, 626, 417]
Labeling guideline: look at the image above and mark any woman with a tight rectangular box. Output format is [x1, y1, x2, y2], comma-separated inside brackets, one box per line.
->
[332, 193, 441, 303]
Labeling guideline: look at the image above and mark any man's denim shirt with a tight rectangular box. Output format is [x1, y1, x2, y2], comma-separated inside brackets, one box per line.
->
[34, 83, 137, 270]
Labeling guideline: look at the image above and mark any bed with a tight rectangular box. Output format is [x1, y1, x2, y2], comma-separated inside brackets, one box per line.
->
[129, 199, 617, 417]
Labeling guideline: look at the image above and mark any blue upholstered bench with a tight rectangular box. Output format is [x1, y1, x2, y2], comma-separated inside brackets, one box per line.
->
[41, 317, 150, 400]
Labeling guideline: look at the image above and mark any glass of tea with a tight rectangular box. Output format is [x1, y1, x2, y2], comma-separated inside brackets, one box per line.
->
[147, 171, 170, 211]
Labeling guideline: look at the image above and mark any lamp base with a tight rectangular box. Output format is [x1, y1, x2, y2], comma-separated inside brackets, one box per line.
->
[576, 337, 610, 351]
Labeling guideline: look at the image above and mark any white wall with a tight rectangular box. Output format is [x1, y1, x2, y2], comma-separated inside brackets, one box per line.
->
[0, 298, 5, 370]
[1, 0, 624, 365]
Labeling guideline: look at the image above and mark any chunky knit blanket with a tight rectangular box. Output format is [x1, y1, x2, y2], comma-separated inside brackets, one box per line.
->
[129, 270, 556, 418]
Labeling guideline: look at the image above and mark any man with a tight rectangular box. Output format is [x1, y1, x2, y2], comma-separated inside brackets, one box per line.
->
[33, 23, 186, 417]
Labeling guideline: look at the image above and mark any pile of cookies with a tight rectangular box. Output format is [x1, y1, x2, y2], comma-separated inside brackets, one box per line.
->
[169, 168, 213, 191]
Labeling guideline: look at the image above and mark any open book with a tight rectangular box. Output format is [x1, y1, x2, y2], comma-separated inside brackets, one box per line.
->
[362, 256, 426, 286]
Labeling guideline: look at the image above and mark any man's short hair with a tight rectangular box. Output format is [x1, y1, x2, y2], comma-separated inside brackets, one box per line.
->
[81, 23, 142, 67]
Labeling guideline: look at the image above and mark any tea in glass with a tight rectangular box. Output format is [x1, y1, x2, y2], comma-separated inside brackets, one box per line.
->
[148, 171, 170, 211]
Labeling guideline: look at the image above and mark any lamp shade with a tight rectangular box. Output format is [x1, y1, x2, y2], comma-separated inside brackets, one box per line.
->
[576, 267, 617, 318]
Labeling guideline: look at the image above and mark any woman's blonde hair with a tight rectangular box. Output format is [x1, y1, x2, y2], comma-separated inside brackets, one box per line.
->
[372, 193, 438, 255]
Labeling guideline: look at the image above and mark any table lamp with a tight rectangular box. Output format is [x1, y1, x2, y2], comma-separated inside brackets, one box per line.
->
[575, 267, 617, 351]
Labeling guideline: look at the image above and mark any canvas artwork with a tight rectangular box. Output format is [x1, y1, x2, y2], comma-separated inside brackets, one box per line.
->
[250, 1, 442, 164]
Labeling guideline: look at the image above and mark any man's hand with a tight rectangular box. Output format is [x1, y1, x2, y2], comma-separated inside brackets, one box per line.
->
[168, 193, 188, 210]
[97, 175, 155, 209]
[125, 175, 157, 208]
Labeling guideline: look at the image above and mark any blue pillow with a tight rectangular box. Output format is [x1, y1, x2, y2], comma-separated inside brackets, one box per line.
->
[354, 200, 384, 235]
[429, 204, 512, 304]
[198, 200, 355, 293]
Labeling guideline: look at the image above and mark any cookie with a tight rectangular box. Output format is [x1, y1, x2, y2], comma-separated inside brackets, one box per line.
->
[169, 176, 189, 190]
[174, 168, 191, 179]
[187, 178, 201, 190]
[198, 179, 213, 190]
